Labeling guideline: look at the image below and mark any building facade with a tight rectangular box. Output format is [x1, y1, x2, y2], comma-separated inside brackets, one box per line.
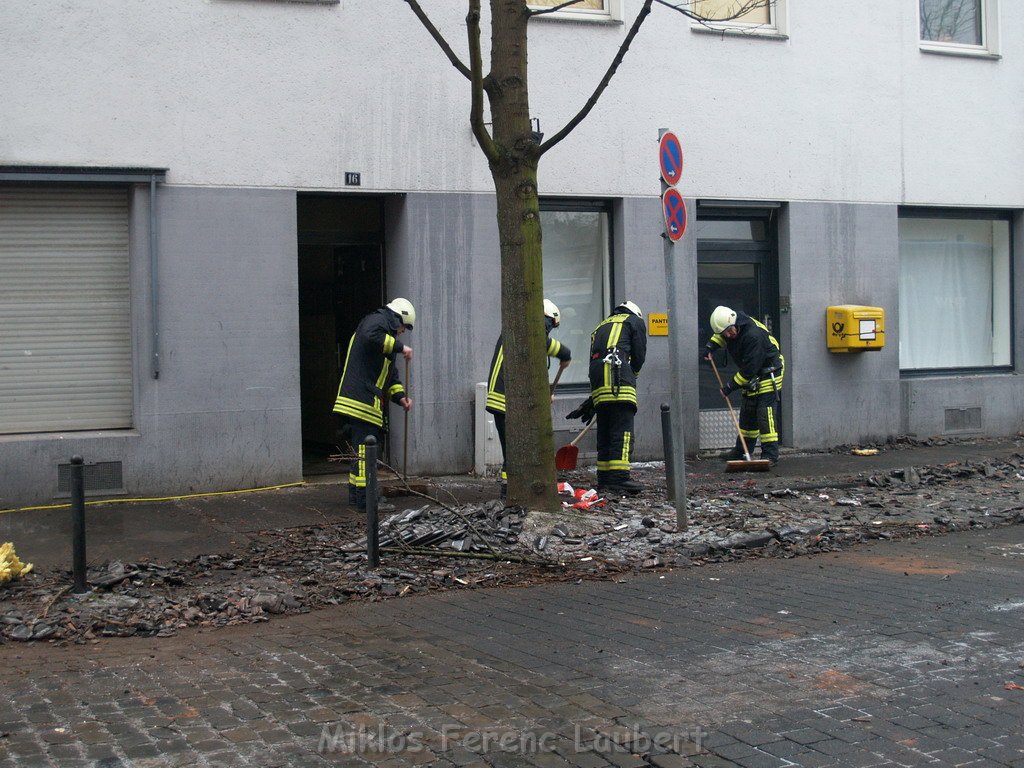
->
[1, 0, 1021, 507]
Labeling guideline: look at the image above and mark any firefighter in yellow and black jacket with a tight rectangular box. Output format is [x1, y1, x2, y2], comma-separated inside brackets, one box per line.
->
[486, 299, 571, 498]
[588, 301, 647, 496]
[700, 305, 784, 465]
[333, 298, 415, 508]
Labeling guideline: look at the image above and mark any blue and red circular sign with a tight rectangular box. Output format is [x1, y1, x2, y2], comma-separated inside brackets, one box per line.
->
[659, 131, 684, 187]
[662, 188, 687, 242]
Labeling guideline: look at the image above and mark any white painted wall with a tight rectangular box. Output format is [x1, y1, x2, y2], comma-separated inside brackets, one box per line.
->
[1, 0, 1021, 206]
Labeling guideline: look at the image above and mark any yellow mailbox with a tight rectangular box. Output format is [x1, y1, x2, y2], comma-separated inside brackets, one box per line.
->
[826, 305, 885, 352]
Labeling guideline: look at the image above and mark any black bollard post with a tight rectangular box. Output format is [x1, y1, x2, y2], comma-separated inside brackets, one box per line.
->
[365, 436, 380, 568]
[70, 455, 89, 593]
[661, 404, 675, 502]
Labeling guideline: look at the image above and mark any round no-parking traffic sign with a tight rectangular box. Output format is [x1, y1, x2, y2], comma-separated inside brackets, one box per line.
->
[662, 188, 687, 242]
[659, 131, 684, 187]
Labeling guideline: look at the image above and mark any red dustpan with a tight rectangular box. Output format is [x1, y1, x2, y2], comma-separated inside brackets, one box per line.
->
[555, 419, 595, 471]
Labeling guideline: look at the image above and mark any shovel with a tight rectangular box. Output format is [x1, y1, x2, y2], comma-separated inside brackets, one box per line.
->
[555, 418, 595, 471]
[709, 357, 771, 473]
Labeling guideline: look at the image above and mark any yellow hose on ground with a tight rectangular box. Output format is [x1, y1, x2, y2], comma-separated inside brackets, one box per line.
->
[0, 481, 306, 516]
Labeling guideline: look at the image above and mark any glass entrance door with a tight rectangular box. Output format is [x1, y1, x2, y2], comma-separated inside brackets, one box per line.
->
[696, 211, 779, 448]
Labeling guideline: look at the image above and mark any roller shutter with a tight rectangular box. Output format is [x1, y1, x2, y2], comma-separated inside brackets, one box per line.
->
[0, 186, 132, 434]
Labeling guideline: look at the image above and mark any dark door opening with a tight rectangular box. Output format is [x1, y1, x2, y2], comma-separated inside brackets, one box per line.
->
[297, 195, 386, 475]
[696, 208, 780, 448]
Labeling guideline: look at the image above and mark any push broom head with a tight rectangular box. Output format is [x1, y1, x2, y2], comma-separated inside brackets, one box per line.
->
[725, 458, 772, 473]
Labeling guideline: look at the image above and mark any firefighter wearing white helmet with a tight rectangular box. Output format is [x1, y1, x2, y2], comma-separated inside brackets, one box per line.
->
[585, 300, 647, 496]
[386, 297, 416, 329]
[700, 305, 785, 465]
[334, 299, 415, 508]
[486, 298, 572, 498]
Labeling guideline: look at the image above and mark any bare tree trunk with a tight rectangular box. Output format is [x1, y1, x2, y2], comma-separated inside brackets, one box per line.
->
[487, 0, 558, 512]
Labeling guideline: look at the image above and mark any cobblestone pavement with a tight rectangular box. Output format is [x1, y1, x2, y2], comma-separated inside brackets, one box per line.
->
[1, 525, 1022, 768]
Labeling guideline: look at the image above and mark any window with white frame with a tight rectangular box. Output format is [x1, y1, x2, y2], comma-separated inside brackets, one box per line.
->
[528, 0, 622, 22]
[919, 0, 1000, 56]
[689, 0, 786, 37]
[541, 201, 611, 386]
[898, 212, 1012, 371]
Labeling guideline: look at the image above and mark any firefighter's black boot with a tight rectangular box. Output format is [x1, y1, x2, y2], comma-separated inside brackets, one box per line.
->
[720, 437, 745, 461]
[598, 470, 642, 497]
[761, 443, 779, 466]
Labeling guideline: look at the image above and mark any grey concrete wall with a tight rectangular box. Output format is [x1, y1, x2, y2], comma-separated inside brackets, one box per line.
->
[782, 203, 902, 448]
[0, 186, 302, 508]
[900, 375, 1023, 438]
[384, 193, 501, 475]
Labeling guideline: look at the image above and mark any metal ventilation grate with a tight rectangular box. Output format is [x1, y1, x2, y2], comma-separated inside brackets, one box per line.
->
[944, 407, 982, 434]
[56, 460, 124, 496]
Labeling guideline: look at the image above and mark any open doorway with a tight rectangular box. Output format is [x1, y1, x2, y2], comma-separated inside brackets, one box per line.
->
[297, 194, 386, 475]
[696, 204, 780, 450]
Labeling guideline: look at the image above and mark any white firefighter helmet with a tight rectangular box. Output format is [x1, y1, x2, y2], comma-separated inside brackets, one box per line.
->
[386, 298, 416, 329]
[543, 298, 561, 327]
[616, 300, 642, 318]
[710, 305, 737, 334]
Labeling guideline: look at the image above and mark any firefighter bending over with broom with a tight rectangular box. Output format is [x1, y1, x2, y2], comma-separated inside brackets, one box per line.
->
[700, 306, 784, 467]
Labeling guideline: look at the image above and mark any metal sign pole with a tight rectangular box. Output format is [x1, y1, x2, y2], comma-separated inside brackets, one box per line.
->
[659, 128, 688, 531]
[663, 231, 688, 530]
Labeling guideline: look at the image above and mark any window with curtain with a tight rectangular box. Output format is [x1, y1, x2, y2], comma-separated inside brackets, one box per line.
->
[898, 214, 1012, 371]
[689, 0, 784, 35]
[541, 203, 611, 386]
[528, 0, 621, 21]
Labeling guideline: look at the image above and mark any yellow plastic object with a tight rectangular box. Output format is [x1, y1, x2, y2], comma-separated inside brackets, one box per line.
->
[0, 542, 34, 585]
[826, 305, 885, 352]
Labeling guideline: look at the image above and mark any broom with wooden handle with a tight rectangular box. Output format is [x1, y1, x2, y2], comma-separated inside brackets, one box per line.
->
[709, 357, 771, 473]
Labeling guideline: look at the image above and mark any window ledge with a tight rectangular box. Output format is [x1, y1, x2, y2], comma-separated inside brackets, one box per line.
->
[530, 13, 623, 24]
[690, 24, 788, 41]
[900, 368, 1014, 379]
[919, 43, 1000, 60]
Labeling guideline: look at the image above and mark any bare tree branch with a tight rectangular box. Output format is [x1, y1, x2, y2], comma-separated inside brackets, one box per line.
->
[467, 0, 499, 162]
[402, 0, 472, 80]
[536, 0, 654, 156]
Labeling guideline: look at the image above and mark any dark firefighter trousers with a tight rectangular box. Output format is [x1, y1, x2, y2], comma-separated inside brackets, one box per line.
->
[346, 417, 383, 508]
[493, 412, 508, 486]
[596, 402, 635, 486]
[737, 390, 780, 458]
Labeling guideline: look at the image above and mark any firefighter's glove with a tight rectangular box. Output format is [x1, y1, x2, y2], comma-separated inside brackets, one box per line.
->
[566, 397, 595, 424]
[699, 344, 715, 364]
[719, 381, 736, 398]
